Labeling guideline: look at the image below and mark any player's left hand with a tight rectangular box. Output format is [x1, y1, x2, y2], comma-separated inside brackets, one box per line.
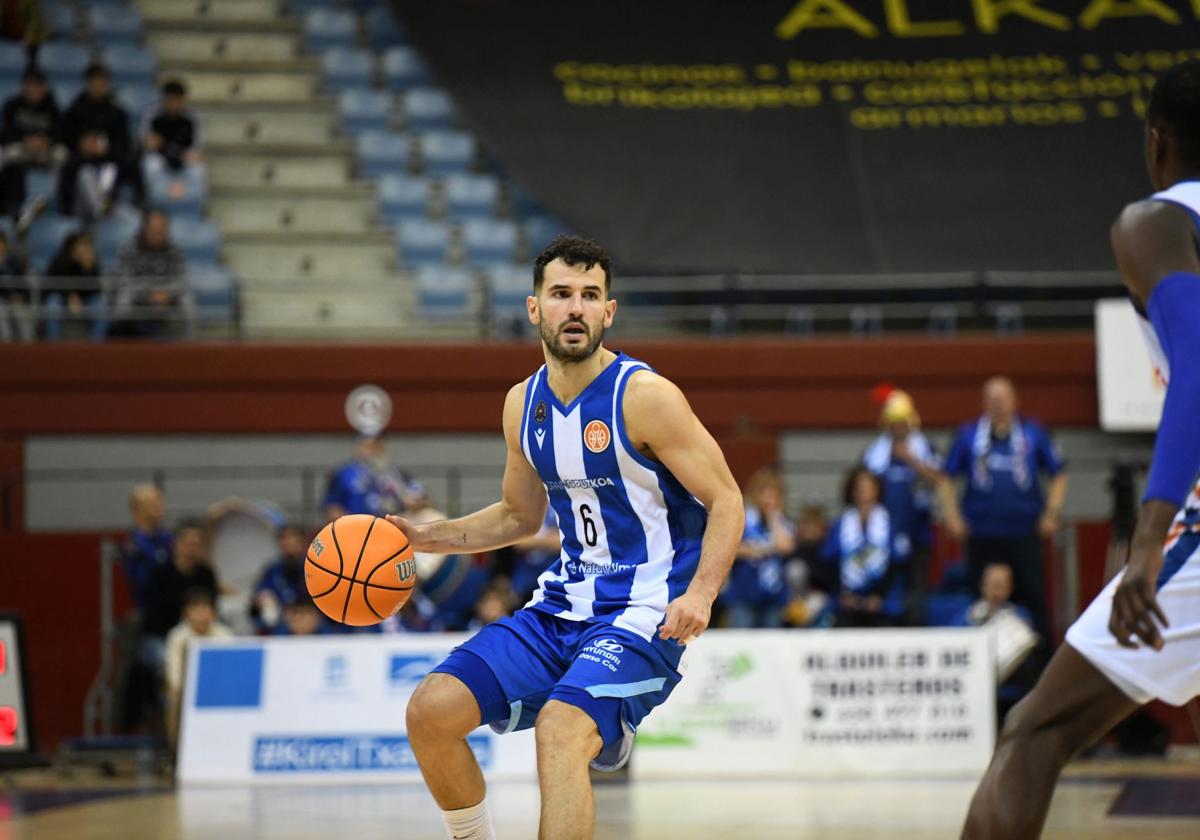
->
[659, 590, 712, 645]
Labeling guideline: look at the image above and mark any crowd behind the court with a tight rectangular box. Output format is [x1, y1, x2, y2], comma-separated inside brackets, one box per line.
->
[117, 377, 1069, 741]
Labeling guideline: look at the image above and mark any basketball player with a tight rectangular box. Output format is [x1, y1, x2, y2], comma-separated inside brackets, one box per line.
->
[388, 236, 744, 840]
[962, 60, 1200, 839]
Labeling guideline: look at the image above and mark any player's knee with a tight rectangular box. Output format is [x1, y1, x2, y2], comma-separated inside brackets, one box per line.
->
[997, 697, 1074, 764]
[406, 673, 477, 742]
[534, 700, 601, 759]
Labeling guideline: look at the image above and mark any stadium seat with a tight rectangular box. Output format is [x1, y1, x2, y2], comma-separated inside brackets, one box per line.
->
[396, 219, 450, 267]
[170, 218, 221, 263]
[381, 47, 429, 89]
[53, 83, 77, 109]
[42, 2, 77, 36]
[377, 174, 430, 223]
[486, 264, 531, 313]
[94, 214, 140, 266]
[116, 84, 159, 128]
[509, 183, 548, 217]
[40, 43, 92, 86]
[89, 4, 143, 44]
[463, 219, 516, 267]
[146, 167, 207, 217]
[304, 9, 357, 51]
[444, 174, 498, 220]
[25, 168, 56, 200]
[187, 263, 237, 324]
[365, 6, 406, 47]
[102, 46, 158, 86]
[403, 87, 454, 130]
[0, 43, 25, 82]
[415, 266, 474, 319]
[338, 88, 393, 134]
[286, 0, 333, 12]
[524, 217, 568, 256]
[419, 130, 474, 176]
[356, 131, 411, 179]
[321, 47, 373, 90]
[26, 214, 81, 269]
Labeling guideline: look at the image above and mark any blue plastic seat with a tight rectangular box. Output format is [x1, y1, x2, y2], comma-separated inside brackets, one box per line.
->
[40, 43, 92, 86]
[365, 6, 405, 47]
[286, 0, 333, 11]
[187, 262, 236, 323]
[356, 130, 410, 178]
[381, 47, 429, 89]
[25, 168, 56, 200]
[0, 43, 25, 79]
[42, 2, 77, 36]
[102, 46, 158, 86]
[419, 130, 474, 176]
[396, 219, 449, 267]
[321, 47, 373, 90]
[27, 214, 81, 269]
[524, 217, 569, 256]
[377, 174, 430, 223]
[463, 219, 516, 267]
[89, 4, 143, 44]
[304, 9, 357, 51]
[170, 218, 221, 263]
[338, 88, 392, 133]
[416, 266, 473, 319]
[444, 174, 498, 220]
[403, 87, 454, 130]
[94, 214, 140, 265]
[486, 264, 532, 313]
[146, 167, 207, 216]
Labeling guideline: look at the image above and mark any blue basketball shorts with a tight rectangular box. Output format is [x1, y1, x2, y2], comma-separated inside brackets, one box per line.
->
[431, 607, 682, 771]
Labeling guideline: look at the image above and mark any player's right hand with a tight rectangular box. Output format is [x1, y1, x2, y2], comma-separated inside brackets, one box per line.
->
[1108, 546, 1168, 651]
[385, 515, 422, 548]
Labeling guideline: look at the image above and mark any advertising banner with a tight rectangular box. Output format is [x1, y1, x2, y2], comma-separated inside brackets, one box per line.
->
[633, 628, 995, 778]
[178, 634, 536, 784]
[390, 0, 1199, 273]
[1095, 298, 1165, 431]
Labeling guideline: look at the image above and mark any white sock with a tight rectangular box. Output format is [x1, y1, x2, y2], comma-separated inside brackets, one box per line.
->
[442, 800, 495, 840]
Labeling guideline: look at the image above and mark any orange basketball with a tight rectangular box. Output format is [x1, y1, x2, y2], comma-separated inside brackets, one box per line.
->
[305, 514, 416, 626]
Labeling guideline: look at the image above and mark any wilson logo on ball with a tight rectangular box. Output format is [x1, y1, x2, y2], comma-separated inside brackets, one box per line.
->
[395, 558, 417, 583]
[583, 420, 611, 453]
[311, 538, 325, 557]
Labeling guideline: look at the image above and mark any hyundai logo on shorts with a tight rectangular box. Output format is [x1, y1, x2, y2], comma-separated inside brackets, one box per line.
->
[593, 639, 624, 654]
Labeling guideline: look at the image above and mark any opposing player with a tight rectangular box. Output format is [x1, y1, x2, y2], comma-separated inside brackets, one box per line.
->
[389, 236, 744, 840]
[962, 60, 1200, 839]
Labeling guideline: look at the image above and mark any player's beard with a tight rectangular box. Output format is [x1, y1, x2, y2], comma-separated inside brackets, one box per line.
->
[540, 314, 604, 363]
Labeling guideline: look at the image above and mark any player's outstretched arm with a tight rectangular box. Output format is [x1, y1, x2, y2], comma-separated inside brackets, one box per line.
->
[387, 381, 548, 554]
[623, 371, 744, 644]
[1108, 201, 1200, 649]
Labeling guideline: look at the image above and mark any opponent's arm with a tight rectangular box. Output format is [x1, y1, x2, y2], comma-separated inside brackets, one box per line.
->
[623, 372, 744, 644]
[387, 382, 547, 554]
[1108, 201, 1200, 649]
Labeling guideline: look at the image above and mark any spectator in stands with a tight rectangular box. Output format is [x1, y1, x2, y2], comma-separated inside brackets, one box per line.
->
[122, 483, 172, 614]
[468, 582, 511, 632]
[141, 79, 203, 183]
[163, 587, 232, 748]
[42, 230, 107, 340]
[109, 208, 192, 338]
[861, 389, 942, 619]
[723, 467, 794, 628]
[395, 502, 490, 632]
[0, 230, 33, 342]
[783, 503, 834, 627]
[141, 518, 219, 663]
[58, 64, 143, 220]
[250, 522, 310, 634]
[280, 596, 325, 636]
[821, 466, 909, 627]
[0, 1, 48, 65]
[509, 504, 559, 604]
[0, 66, 64, 223]
[323, 435, 426, 519]
[938, 376, 1068, 646]
[952, 562, 1039, 721]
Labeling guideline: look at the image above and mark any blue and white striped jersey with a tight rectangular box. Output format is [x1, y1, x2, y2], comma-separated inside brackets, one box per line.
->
[518, 352, 707, 641]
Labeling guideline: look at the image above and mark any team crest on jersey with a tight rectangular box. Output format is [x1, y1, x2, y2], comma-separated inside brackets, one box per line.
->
[584, 419, 611, 453]
[535, 401, 546, 424]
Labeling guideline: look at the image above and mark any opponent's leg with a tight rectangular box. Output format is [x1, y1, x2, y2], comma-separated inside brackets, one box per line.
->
[406, 673, 488, 812]
[535, 699, 603, 840]
[961, 644, 1141, 839]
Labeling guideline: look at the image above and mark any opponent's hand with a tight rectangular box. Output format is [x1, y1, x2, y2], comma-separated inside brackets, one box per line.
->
[658, 589, 712, 645]
[385, 515, 425, 550]
[1108, 543, 1168, 650]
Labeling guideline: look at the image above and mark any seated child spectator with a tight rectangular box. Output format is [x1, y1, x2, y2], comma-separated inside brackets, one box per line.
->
[250, 522, 309, 633]
[279, 596, 326, 637]
[42, 231, 107, 340]
[164, 588, 233, 748]
[722, 467, 795, 628]
[821, 466, 909, 628]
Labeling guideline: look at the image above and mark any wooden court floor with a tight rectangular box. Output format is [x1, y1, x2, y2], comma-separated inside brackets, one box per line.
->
[4, 758, 1200, 839]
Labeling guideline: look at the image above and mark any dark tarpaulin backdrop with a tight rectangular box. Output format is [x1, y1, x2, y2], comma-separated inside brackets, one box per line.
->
[387, 0, 1200, 273]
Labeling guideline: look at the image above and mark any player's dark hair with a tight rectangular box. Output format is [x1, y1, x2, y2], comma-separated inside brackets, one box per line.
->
[842, 465, 883, 507]
[1148, 60, 1200, 167]
[533, 235, 612, 293]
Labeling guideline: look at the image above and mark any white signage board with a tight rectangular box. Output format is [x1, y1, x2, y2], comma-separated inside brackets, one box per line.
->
[1096, 298, 1165, 432]
[633, 629, 995, 779]
[178, 634, 536, 784]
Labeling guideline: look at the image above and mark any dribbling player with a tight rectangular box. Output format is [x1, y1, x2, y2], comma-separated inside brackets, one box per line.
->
[963, 60, 1200, 839]
[388, 236, 744, 840]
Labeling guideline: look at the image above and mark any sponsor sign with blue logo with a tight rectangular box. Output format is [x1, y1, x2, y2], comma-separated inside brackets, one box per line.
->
[388, 654, 440, 686]
[252, 735, 491, 773]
